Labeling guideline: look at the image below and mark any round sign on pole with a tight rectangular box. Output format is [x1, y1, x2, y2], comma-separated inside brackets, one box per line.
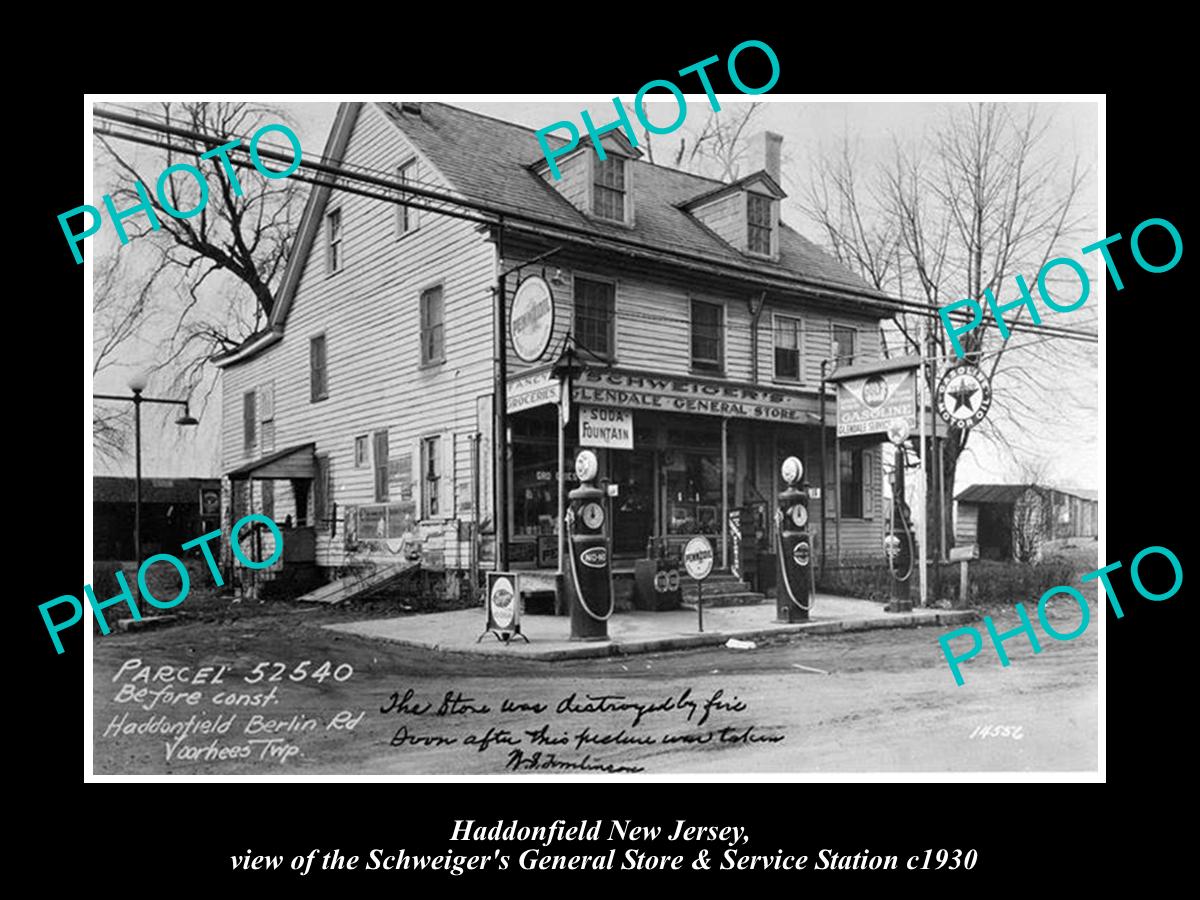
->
[792, 541, 811, 567]
[683, 536, 714, 581]
[935, 364, 993, 429]
[510, 275, 555, 363]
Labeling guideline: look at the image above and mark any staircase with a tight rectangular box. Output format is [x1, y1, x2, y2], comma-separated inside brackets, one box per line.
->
[680, 570, 765, 608]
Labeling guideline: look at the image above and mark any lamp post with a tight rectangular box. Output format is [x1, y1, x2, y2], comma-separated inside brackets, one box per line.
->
[94, 373, 199, 561]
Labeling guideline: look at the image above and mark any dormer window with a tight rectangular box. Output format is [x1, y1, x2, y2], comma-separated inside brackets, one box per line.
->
[747, 193, 773, 256]
[593, 156, 626, 222]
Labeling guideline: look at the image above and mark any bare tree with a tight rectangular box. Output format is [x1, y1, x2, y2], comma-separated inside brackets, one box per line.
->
[95, 102, 304, 401]
[634, 103, 764, 180]
[801, 103, 1092, 555]
[1011, 456, 1053, 563]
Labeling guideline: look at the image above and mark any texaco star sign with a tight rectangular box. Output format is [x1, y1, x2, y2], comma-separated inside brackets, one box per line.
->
[935, 364, 993, 428]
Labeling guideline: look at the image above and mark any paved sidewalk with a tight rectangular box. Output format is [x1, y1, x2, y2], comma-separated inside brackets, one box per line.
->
[324, 595, 977, 661]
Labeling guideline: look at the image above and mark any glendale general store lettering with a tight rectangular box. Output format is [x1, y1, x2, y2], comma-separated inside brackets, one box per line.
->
[574, 369, 813, 422]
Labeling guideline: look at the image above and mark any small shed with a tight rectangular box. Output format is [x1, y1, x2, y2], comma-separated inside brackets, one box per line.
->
[93, 476, 222, 560]
[955, 483, 1098, 561]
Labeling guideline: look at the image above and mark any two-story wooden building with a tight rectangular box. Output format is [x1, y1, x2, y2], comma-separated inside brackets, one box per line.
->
[214, 101, 899, 601]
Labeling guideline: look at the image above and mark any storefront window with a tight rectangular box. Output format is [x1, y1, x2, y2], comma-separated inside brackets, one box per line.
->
[665, 450, 733, 537]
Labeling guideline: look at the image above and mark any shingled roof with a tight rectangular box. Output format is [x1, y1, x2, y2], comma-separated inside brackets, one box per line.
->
[379, 102, 877, 294]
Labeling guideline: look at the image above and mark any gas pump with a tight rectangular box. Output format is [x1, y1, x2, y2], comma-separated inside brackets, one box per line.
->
[565, 450, 613, 640]
[885, 419, 916, 613]
[775, 455, 812, 623]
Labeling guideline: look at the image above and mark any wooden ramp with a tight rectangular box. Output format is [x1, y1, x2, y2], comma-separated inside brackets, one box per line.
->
[295, 562, 418, 605]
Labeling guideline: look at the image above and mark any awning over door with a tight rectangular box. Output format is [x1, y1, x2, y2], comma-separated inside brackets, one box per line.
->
[227, 443, 317, 480]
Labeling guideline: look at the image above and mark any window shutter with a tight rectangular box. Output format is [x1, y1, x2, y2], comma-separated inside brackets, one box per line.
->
[863, 447, 874, 519]
[439, 433, 454, 518]
[243, 391, 256, 456]
[412, 438, 424, 519]
[411, 162, 421, 231]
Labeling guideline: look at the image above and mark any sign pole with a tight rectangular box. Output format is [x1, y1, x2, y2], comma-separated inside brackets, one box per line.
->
[917, 325, 929, 608]
[697, 580, 703, 633]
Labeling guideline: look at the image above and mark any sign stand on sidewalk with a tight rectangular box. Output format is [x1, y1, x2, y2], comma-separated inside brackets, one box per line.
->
[684, 536, 714, 633]
[478, 572, 529, 644]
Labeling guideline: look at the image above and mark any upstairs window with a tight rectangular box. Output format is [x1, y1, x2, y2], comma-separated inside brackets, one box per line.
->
[420, 285, 445, 365]
[326, 208, 343, 274]
[593, 156, 626, 222]
[832, 325, 857, 367]
[690, 299, 724, 371]
[242, 390, 257, 457]
[574, 277, 616, 359]
[747, 193, 773, 255]
[310, 334, 329, 402]
[774, 315, 802, 381]
[396, 159, 420, 236]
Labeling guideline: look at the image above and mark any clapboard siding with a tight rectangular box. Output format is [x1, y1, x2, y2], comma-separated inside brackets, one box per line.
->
[692, 192, 745, 251]
[222, 103, 496, 569]
[503, 257, 882, 384]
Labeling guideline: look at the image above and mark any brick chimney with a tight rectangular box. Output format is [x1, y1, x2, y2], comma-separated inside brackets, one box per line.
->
[761, 131, 783, 185]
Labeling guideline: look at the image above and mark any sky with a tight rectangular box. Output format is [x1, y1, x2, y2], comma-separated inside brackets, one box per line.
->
[91, 98, 1099, 496]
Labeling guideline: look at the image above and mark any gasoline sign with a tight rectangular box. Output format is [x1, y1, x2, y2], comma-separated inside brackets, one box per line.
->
[510, 275, 554, 363]
[936, 364, 993, 429]
[792, 541, 811, 567]
[781, 456, 803, 485]
[683, 536, 714, 581]
[487, 573, 518, 630]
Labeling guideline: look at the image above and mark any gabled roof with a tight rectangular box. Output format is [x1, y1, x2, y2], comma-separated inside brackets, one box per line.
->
[379, 102, 874, 294]
[227, 443, 317, 479]
[217, 102, 890, 367]
[956, 483, 1099, 504]
[681, 170, 787, 208]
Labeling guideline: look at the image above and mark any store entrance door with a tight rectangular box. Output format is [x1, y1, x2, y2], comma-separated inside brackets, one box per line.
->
[612, 450, 655, 556]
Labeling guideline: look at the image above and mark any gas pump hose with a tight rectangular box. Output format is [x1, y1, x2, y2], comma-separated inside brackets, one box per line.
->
[775, 524, 813, 613]
[565, 515, 615, 622]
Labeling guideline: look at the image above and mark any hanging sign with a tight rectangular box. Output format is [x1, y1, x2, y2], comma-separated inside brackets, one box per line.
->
[935, 364, 993, 429]
[836, 367, 917, 437]
[507, 369, 560, 414]
[578, 405, 633, 449]
[510, 275, 555, 363]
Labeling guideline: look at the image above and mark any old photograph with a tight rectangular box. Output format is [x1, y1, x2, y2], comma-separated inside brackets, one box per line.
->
[85, 97, 1100, 775]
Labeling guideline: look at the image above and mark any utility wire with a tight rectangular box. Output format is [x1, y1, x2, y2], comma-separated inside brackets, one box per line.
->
[91, 104, 1099, 345]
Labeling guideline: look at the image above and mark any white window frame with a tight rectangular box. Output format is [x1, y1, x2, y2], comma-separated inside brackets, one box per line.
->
[354, 435, 368, 468]
[571, 271, 619, 362]
[395, 158, 420, 239]
[688, 297, 725, 373]
[420, 434, 442, 520]
[830, 322, 860, 369]
[325, 207, 343, 275]
[419, 282, 446, 367]
[746, 191, 775, 258]
[772, 313, 804, 383]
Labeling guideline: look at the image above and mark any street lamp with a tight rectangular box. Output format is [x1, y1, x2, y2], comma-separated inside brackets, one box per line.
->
[94, 375, 199, 562]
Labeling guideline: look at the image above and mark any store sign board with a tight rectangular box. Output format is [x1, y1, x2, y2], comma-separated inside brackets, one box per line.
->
[836, 368, 917, 438]
[508, 369, 560, 414]
[578, 405, 633, 449]
[573, 369, 815, 423]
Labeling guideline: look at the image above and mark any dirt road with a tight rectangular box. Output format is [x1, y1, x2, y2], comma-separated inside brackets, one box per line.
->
[92, 602, 1097, 774]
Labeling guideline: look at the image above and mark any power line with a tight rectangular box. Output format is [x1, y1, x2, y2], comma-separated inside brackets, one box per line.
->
[91, 103, 1099, 345]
